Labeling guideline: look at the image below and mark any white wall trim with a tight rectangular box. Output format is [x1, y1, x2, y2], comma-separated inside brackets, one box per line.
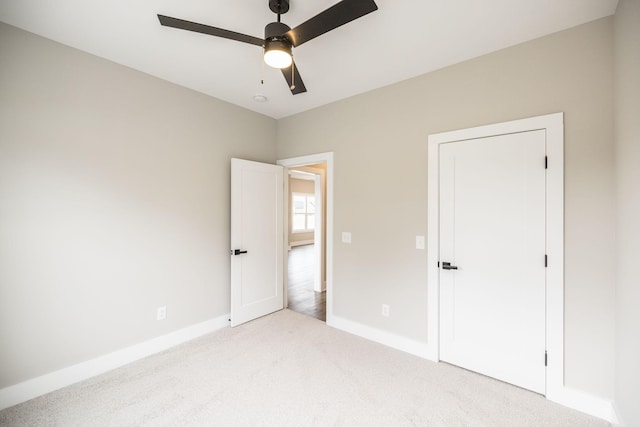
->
[290, 239, 314, 247]
[0, 314, 230, 411]
[331, 316, 618, 424]
[331, 315, 437, 361]
[427, 113, 565, 401]
[552, 387, 619, 424]
[611, 402, 625, 426]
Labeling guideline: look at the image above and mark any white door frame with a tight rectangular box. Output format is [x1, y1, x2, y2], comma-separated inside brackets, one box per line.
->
[427, 113, 564, 399]
[278, 152, 334, 324]
[312, 171, 324, 292]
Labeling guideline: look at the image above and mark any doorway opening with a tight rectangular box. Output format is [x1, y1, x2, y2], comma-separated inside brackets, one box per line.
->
[278, 153, 333, 324]
[286, 166, 326, 321]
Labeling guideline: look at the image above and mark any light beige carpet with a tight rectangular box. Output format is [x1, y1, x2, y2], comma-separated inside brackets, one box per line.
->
[0, 309, 609, 426]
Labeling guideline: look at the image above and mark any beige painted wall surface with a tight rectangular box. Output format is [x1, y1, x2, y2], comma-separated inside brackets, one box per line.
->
[277, 18, 615, 399]
[0, 23, 277, 388]
[613, 0, 640, 425]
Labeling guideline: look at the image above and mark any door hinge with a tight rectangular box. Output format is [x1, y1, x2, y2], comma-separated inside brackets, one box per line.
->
[545, 351, 548, 367]
[545, 156, 548, 169]
[545, 255, 548, 267]
[437, 261, 440, 268]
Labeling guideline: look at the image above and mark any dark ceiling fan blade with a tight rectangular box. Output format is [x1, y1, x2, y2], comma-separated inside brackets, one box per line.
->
[285, 0, 378, 47]
[158, 15, 264, 47]
[281, 61, 307, 95]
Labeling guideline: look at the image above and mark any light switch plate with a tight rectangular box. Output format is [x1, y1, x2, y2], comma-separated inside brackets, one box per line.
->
[416, 235, 425, 250]
[342, 232, 352, 243]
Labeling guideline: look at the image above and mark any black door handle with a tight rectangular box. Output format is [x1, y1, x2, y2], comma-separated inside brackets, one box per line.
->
[442, 262, 458, 270]
[233, 249, 248, 256]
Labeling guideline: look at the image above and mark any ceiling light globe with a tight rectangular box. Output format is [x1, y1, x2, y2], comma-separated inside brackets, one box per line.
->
[264, 39, 292, 69]
[264, 49, 292, 69]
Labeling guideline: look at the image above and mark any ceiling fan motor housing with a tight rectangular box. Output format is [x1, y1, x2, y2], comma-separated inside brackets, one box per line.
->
[265, 21, 291, 41]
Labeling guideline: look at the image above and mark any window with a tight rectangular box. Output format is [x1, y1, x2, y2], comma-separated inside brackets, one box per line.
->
[292, 193, 315, 232]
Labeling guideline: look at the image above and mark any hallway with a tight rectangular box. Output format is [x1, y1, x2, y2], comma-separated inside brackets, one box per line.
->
[287, 245, 326, 321]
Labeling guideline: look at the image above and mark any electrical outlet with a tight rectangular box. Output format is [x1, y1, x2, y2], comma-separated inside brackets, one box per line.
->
[157, 306, 167, 320]
[382, 304, 390, 317]
[416, 235, 425, 250]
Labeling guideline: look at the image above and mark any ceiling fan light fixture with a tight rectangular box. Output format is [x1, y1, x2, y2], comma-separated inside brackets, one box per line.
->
[157, 0, 378, 95]
[264, 39, 292, 69]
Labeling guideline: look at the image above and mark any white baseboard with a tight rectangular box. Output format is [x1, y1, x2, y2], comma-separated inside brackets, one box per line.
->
[1, 313, 620, 425]
[329, 314, 437, 362]
[549, 386, 618, 424]
[0, 314, 230, 411]
[329, 315, 618, 424]
[290, 240, 314, 247]
[611, 402, 625, 426]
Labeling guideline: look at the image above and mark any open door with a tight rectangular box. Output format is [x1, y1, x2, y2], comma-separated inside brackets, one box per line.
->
[230, 158, 284, 327]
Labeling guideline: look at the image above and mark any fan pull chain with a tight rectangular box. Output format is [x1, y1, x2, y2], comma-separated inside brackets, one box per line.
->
[260, 48, 265, 85]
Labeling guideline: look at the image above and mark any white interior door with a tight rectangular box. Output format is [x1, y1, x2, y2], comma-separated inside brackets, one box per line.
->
[230, 158, 284, 327]
[439, 130, 546, 393]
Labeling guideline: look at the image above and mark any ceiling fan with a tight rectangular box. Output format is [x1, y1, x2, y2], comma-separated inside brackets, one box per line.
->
[157, 0, 378, 95]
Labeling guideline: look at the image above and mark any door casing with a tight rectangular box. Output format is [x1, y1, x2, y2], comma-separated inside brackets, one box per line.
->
[427, 113, 564, 399]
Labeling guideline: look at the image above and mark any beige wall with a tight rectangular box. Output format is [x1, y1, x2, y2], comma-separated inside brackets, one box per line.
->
[0, 22, 277, 388]
[277, 18, 616, 399]
[613, 1, 640, 425]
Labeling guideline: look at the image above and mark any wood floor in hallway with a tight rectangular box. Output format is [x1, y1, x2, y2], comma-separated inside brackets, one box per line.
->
[287, 244, 326, 321]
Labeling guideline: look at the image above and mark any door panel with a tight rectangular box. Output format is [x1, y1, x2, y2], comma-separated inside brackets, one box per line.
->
[439, 130, 546, 393]
[231, 158, 284, 327]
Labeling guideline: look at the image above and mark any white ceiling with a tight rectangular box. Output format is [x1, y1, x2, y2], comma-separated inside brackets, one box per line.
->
[0, 0, 618, 119]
